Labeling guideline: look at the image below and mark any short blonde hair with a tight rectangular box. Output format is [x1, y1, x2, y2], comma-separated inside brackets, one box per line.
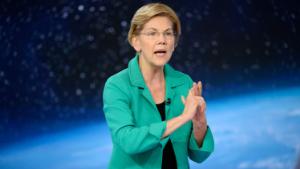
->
[128, 3, 181, 45]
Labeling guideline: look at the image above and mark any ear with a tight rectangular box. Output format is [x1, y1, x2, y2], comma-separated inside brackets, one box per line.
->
[131, 36, 141, 52]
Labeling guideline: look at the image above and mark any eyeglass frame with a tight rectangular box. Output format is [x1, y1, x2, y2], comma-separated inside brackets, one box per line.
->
[138, 29, 177, 40]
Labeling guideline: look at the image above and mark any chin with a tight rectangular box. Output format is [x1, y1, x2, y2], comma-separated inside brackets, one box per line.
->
[155, 54, 171, 62]
[153, 59, 170, 67]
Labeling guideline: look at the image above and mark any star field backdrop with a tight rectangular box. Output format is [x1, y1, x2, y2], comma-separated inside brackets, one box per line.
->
[0, 0, 300, 168]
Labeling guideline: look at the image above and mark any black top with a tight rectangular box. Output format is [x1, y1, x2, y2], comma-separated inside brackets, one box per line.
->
[156, 102, 178, 169]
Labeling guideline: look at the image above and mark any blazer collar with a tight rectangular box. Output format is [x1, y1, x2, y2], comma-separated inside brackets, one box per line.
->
[128, 54, 185, 88]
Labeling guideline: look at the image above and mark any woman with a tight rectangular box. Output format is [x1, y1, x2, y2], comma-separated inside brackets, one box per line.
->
[103, 3, 214, 169]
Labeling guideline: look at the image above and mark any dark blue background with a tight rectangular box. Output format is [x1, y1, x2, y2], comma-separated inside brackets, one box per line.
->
[0, 0, 299, 158]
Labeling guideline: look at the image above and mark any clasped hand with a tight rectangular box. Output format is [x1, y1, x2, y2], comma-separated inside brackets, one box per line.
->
[181, 81, 207, 125]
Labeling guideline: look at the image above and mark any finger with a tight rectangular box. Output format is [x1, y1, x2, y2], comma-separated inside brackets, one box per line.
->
[196, 96, 205, 106]
[198, 81, 202, 96]
[201, 103, 206, 113]
[181, 95, 186, 104]
[192, 83, 199, 96]
[189, 87, 195, 96]
[199, 97, 206, 112]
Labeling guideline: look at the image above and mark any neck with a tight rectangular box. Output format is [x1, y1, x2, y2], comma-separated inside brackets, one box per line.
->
[138, 56, 165, 85]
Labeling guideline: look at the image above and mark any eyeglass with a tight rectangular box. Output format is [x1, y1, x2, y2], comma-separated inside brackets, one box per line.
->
[139, 31, 176, 40]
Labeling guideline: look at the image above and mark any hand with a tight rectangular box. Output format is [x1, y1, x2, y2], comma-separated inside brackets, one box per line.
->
[180, 83, 203, 121]
[163, 82, 207, 139]
[192, 81, 208, 146]
[192, 81, 207, 125]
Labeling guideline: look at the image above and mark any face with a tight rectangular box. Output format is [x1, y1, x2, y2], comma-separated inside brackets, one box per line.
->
[132, 16, 176, 68]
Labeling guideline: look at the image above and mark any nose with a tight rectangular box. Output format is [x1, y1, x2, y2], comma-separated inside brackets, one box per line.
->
[157, 33, 167, 44]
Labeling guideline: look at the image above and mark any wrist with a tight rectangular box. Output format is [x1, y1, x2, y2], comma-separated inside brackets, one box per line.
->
[193, 121, 207, 131]
[193, 124, 207, 144]
[179, 113, 191, 123]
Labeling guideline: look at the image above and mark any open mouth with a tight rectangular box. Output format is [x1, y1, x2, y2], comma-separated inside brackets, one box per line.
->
[154, 50, 167, 55]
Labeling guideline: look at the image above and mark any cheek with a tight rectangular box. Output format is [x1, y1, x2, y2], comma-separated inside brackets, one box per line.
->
[169, 39, 176, 48]
[142, 42, 155, 52]
[169, 43, 175, 52]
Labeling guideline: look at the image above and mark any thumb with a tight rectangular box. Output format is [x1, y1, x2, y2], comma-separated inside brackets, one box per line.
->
[181, 95, 186, 105]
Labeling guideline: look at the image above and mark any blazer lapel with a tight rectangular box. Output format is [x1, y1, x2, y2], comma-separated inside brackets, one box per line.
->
[164, 64, 185, 115]
[142, 87, 156, 110]
[165, 84, 175, 115]
[128, 54, 157, 110]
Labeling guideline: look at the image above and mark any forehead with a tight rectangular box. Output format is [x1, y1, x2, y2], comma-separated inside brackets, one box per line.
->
[143, 16, 173, 30]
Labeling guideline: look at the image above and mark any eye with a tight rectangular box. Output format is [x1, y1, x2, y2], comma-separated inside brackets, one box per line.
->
[147, 32, 157, 36]
[164, 32, 174, 37]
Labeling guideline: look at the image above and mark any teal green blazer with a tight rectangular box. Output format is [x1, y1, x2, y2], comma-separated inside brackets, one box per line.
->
[103, 55, 214, 169]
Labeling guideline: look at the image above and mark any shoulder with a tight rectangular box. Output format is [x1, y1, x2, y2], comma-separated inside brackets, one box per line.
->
[177, 71, 194, 89]
[105, 68, 130, 87]
[176, 70, 193, 82]
[103, 68, 131, 97]
[165, 64, 194, 87]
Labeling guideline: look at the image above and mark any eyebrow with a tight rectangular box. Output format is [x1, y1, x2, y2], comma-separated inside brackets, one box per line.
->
[144, 27, 173, 32]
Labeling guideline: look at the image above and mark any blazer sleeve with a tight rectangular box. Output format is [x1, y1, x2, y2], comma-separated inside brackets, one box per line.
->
[103, 77, 169, 155]
[188, 126, 214, 163]
[185, 75, 214, 162]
